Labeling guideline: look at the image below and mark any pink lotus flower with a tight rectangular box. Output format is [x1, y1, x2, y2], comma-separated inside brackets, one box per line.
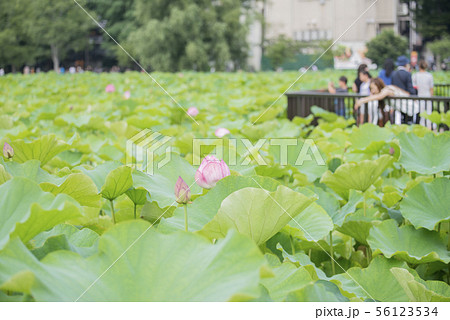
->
[123, 90, 131, 99]
[3, 142, 14, 159]
[215, 128, 230, 138]
[175, 176, 191, 204]
[105, 84, 115, 93]
[187, 107, 199, 117]
[195, 155, 230, 189]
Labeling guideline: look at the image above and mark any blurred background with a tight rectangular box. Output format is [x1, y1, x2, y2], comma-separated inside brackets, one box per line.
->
[0, 0, 449, 74]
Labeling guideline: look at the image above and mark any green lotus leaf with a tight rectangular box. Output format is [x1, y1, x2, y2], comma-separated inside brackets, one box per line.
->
[0, 164, 11, 185]
[278, 244, 328, 280]
[286, 280, 349, 302]
[399, 178, 450, 230]
[199, 185, 316, 245]
[0, 222, 266, 302]
[398, 132, 450, 174]
[391, 268, 450, 302]
[260, 262, 317, 301]
[10, 134, 76, 166]
[337, 208, 383, 245]
[331, 256, 413, 301]
[285, 202, 334, 242]
[320, 155, 394, 199]
[367, 220, 450, 264]
[31, 224, 99, 260]
[349, 123, 394, 153]
[125, 188, 148, 206]
[311, 106, 338, 122]
[0, 177, 82, 250]
[100, 166, 133, 201]
[40, 173, 101, 207]
[158, 175, 281, 232]
[74, 161, 121, 190]
[132, 154, 201, 208]
[1, 159, 62, 184]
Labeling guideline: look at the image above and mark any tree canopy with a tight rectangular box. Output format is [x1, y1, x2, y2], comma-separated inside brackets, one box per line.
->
[366, 30, 408, 67]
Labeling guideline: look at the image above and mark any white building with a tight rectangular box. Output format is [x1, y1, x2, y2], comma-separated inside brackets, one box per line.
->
[248, 0, 416, 70]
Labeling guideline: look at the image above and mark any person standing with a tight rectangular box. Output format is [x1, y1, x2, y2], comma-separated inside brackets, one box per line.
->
[328, 76, 349, 116]
[391, 56, 416, 95]
[352, 64, 370, 93]
[413, 60, 434, 128]
[378, 58, 395, 85]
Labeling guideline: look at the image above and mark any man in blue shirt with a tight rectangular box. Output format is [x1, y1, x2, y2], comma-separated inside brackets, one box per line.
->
[391, 56, 416, 95]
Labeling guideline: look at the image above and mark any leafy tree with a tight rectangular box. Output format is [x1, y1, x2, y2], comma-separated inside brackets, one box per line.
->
[401, 0, 450, 41]
[0, 0, 40, 71]
[32, 0, 91, 71]
[366, 30, 408, 67]
[428, 36, 450, 70]
[265, 35, 299, 70]
[125, 0, 252, 71]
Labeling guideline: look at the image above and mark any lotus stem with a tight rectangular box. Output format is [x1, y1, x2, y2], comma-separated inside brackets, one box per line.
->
[133, 204, 137, 219]
[330, 231, 335, 275]
[289, 235, 296, 255]
[438, 222, 441, 233]
[308, 249, 312, 259]
[184, 204, 188, 232]
[109, 200, 116, 224]
[363, 192, 366, 217]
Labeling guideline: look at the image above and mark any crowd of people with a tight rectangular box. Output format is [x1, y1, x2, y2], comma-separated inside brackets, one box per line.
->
[328, 55, 436, 127]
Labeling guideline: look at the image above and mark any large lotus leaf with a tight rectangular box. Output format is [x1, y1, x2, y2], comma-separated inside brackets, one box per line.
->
[10, 134, 75, 166]
[74, 161, 121, 190]
[1, 159, 62, 184]
[100, 166, 133, 201]
[199, 186, 316, 245]
[260, 262, 317, 301]
[0, 177, 82, 250]
[331, 256, 412, 301]
[285, 202, 333, 242]
[294, 230, 354, 260]
[132, 154, 201, 208]
[399, 178, 450, 230]
[367, 219, 450, 264]
[391, 268, 450, 302]
[158, 175, 281, 232]
[0, 221, 266, 301]
[398, 132, 450, 174]
[40, 173, 101, 207]
[320, 155, 393, 199]
[329, 190, 365, 226]
[286, 280, 349, 302]
[349, 123, 394, 153]
[125, 188, 148, 206]
[278, 245, 328, 280]
[31, 224, 99, 260]
[337, 208, 383, 245]
[268, 139, 327, 183]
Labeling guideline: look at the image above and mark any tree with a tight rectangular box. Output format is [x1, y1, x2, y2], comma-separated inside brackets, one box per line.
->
[32, 0, 91, 71]
[124, 0, 252, 72]
[428, 36, 450, 70]
[265, 35, 299, 70]
[401, 0, 450, 41]
[366, 30, 408, 67]
[0, 0, 40, 71]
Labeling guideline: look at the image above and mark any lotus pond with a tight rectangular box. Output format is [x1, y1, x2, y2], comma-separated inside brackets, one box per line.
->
[0, 71, 449, 302]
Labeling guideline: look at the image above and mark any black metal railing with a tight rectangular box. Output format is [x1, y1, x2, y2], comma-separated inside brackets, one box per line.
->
[435, 84, 450, 97]
[286, 91, 450, 130]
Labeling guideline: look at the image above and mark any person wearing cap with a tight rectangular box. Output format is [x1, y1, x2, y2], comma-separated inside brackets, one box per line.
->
[391, 56, 416, 95]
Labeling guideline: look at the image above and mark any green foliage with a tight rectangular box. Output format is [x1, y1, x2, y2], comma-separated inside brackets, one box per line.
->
[366, 30, 408, 67]
[0, 71, 450, 301]
[265, 35, 300, 69]
[410, 0, 450, 40]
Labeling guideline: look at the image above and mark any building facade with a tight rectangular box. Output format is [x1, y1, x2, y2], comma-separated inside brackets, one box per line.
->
[248, 0, 417, 70]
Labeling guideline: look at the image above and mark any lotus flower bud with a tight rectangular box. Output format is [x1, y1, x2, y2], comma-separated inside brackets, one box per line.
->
[124, 90, 131, 99]
[215, 127, 230, 138]
[195, 155, 230, 189]
[3, 142, 14, 159]
[389, 147, 395, 155]
[175, 176, 191, 204]
[187, 107, 199, 117]
[105, 84, 115, 93]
